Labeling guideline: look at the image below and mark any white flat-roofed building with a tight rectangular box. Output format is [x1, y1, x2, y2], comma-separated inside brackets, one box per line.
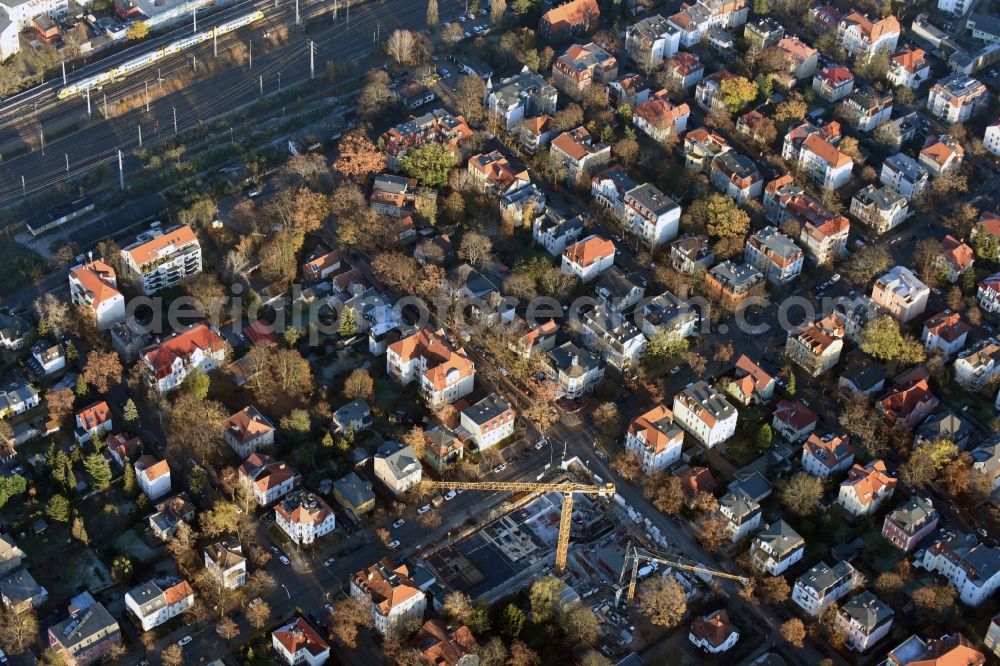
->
[927, 74, 989, 124]
[872, 266, 929, 323]
[122, 225, 202, 295]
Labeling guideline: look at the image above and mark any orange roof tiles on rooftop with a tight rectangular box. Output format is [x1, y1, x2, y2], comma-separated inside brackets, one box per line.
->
[71, 260, 120, 309]
[126, 225, 198, 267]
[802, 133, 852, 169]
[563, 235, 615, 268]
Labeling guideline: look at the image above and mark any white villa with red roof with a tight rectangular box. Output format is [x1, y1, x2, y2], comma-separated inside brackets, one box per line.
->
[225, 406, 276, 458]
[386, 328, 475, 407]
[625, 405, 684, 473]
[121, 225, 202, 295]
[351, 559, 427, 636]
[240, 453, 301, 506]
[141, 324, 228, 393]
[838, 460, 896, 517]
[135, 455, 171, 501]
[272, 617, 331, 666]
[275, 491, 335, 545]
[801, 433, 855, 478]
[562, 235, 616, 282]
[68, 260, 125, 330]
[75, 401, 112, 444]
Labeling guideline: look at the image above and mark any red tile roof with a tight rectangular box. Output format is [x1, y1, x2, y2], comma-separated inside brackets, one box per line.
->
[142, 324, 227, 378]
[563, 235, 615, 268]
[273, 618, 330, 658]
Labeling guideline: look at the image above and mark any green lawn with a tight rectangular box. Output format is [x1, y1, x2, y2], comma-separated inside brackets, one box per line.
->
[0, 238, 47, 293]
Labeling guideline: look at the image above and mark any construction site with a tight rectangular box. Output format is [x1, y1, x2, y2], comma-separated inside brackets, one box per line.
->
[419, 468, 753, 659]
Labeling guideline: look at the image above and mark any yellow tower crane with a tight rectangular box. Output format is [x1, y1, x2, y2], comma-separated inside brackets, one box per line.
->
[616, 542, 751, 606]
[426, 479, 616, 574]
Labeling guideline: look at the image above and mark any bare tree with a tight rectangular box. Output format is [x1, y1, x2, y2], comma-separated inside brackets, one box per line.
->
[386, 29, 416, 65]
[216, 617, 240, 640]
[246, 600, 271, 629]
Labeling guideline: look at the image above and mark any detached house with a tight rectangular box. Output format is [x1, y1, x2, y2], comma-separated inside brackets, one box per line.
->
[581, 307, 646, 370]
[532, 209, 585, 257]
[745, 226, 803, 284]
[121, 225, 202, 295]
[936, 236, 975, 283]
[921, 533, 1000, 606]
[872, 266, 929, 323]
[460, 394, 516, 451]
[665, 51, 705, 89]
[920, 135, 964, 175]
[486, 67, 558, 132]
[640, 290, 699, 339]
[838, 460, 896, 516]
[550, 127, 611, 184]
[776, 36, 818, 78]
[773, 400, 818, 442]
[539, 0, 599, 43]
[141, 324, 228, 393]
[275, 491, 336, 545]
[68, 260, 125, 330]
[351, 560, 428, 636]
[125, 579, 195, 631]
[927, 74, 989, 124]
[841, 86, 892, 132]
[881, 154, 929, 200]
[683, 127, 729, 172]
[562, 235, 616, 282]
[850, 185, 908, 235]
[791, 131, 853, 190]
[379, 109, 472, 169]
[373, 441, 422, 496]
[621, 183, 682, 246]
[625, 405, 684, 474]
[882, 496, 938, 552]
[837, 11, 899, 58]
[954, 340, 1000, 391]
[239, 453, 301, 506]
[225, 406, 275, 458]
[764, 176, 850, 264]
[467, 150, 530, 197]
[813, 64, 855, 101]
[625, 14, 681, 69]
[370, 174, 421, 218]
[669, 235, 714, 274]
[548, 342, 604, 399]
[886, 633, 986, 666]
[704, 261, 765, 309]
[48, 594, 121, 665]
[838, 591, 894, 652]
[879, 371, 939, 429]
[888, 48, 930, 89]
[75, 401, 112, 444]
[792, 561, 857, 614]
[272, 617, 331, 666]
[387, 328, 474, 407]
[802, 433, 855, 478]
[413, 620, 477, 666]
[689, 610, 739, 653]
[633, 90, 690, 143]
[204, 541, 247, 590]
[749, 520, 805, 575]
[724, 355, 775, 405]
[718, 488, 762, 543]
[134, 456, 171, 501]
[785, 315, 845, 377]
[710, 152, 762, 204]
[553, 42, 618, 99]
[672, 381, 737, 447]
[979, 273, 1000, 314]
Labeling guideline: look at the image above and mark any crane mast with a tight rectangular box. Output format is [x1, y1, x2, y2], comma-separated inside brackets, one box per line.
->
[425, 480, 615, 574]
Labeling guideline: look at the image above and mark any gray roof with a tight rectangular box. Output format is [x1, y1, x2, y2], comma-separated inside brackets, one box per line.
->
[205, 541, 245, 570]
[0, 313, 30, 341]
[449, 263, 498, 299]
[625, 183, 679, 218]
[967, 12, 1000, 38]
[49, 600, 118, 653]
[583, 307, 644, 348]
[333, 400, 371, 428]
[628, 14, 679, 41]
[935, 72, 986, 97]
[488, 68, 556, 110]
[853, 184, 906, 211]
[374, 441, 421, 480]
[708, 261, 764, 291]
[461, 393, 513, 427]
[679, 381, 737, 422]
[934, 532, 1000, 584]
[596, 266, 645, 302]
[749, 226, 801, 261]
[840, 591, 893, 630]
[917, 410, 974, 448]
[755, 520, 804, 558]
[127, 581, 169, 616]
[795, 561, 855, 595]
[0, 569, 43, 604]
[713, 151, 760, 180]
[884, 153, 929, 182]
[729, 471, 772, 502]
[0, 379, 38, 413]
[549, 342, 602, 378]
[720, 487, 760, 522]
[887, 496, 937, 536]
[372, 174, 415, 194]
[333, 472, 376, 507]
[841, 359, 885, 390]
[972, 437, 1000, 480]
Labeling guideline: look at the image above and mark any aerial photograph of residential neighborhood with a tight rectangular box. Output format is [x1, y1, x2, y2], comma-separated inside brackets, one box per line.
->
[0, 0, 999, 662]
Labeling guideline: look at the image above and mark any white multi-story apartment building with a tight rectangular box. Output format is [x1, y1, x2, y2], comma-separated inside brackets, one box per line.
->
[979, 273, 1000, 314]
[838, 460, 896, 517]
[888, 48, 931, 89]
[801, 433, 855, 478]
[881, 154, 930, 200]
[795, 133, 853, 190]
[872, 266, 929, 323]
[938, 0, 972, 14]
[561, 235, 616, 282]
[709, 151, 763, 204]
[785, 315, 845, 377]
[581, 307, 646, 370]
[68, 260, 125, 330]
[813, 65, 855, 102]
[954, 340, 1000, 391]
[625, 14, 681, 69]
[135, 456, 171, 501]
[837, 11, 900, 58]
[745, 226, 803, 285]
[386, 328, 475, 408]
[351, 560, 427, 636]
[547, 342, 604, 399]
[204, 541, 247, 590]
[851, 185, 909, 235]
[792, 561, 857, 614]
[239, 453, 301, 506]
[272, 617, 331, 666]
[141, 323, 227, 394]
[274, 492, 335, 545]
[224, 406, 275, 458]
[633, 93, 690, 144]
[125, 580, 195, 631]
[459, 394, 516, 450]
[485, 67, 558, 132]
[625, 405, 684, 474]
[550, 127, 611, 184]
[921, 533, 1000, 606]
[927, 74, 990, 124]
[532, 210, 584, 257]
[672, 381, 738, 448]
[749, 520, 804, 575]
[985, 123, 1000, 157]
[121, 225, 202, 295]
[621, 183, 681, 246]
[922, 310, 971, 356]
[837, 591, 894, 652]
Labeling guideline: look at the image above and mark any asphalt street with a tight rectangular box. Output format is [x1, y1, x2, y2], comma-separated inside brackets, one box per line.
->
[0, 0, 467, 207]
